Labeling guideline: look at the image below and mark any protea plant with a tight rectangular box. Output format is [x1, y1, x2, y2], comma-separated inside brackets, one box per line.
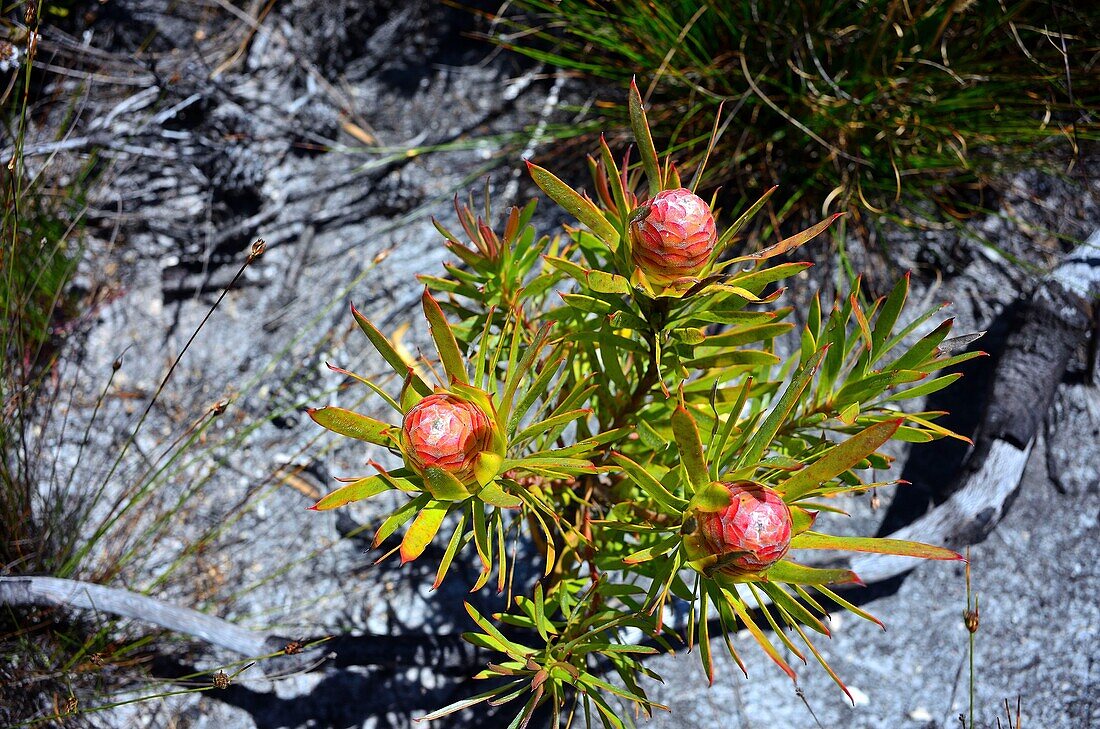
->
[308, 81, 980, 727]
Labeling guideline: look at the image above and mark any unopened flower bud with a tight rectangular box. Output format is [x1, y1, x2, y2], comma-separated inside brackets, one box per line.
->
[628, 187, 716, 284]
[696, 481, 792, 575]
[401, 393, 493, 484]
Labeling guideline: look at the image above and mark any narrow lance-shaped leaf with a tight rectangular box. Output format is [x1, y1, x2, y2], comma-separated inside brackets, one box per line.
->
[526, 161, 620, 248]
[598, 133, 630, 221]
[611, 452, 688, 511]
[721, 588, 797, 679]
[308, 406, 394, 446]
[871, 272, 909, 358]
[373, 494, 429, 548]
[421, 289, 468, 385]
[764, 559, 861, 586]
[629, 77, 662, 197]
[789, 531, 962, 561]
[432, 511, 468, 590]
[738, 347, 827, 469]
[778, 419, 902, 501]
[888, 317, 954, 371]
[400, 501, 449, 564]
[325, 362, 401, 412]
[757, 582, 830, 636]
[672, 402, 710, 490]
[351, 303, 432, 397]
[310, 475, 393, 511]
[884, 373, 963, 402]
[709, 186, 777, 264]
[732, 213, 843, 263]
[424, 467, 473, 501]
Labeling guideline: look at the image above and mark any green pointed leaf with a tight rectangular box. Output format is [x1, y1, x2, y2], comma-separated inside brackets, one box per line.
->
[628, 78, 662, 197]
[889, 318, 954, 372]
[764, 559, 860, 585]
[400, 501, 449, 563]
[473, 451, 503, 487]
[701, 322, 793, 349]
[738, 347, 827, 469]
[516, 408, 591, 445]
[711, 186, 777, 264]
[759, 582, 830, 636]
[719, 587, 796, 679]
[433, 512, 469, 590]
[672, 403, 709, 490]
[871, 273, 909, 355]
[463, 603, 533, 660]
[372, 494, 428, 548]
[308, 406, 394, 446]
[585, 268, 632, 294]
[790, 505, 818, 535]
[790, 531, 962, 561]
[424, 467, 473, 501]
[543, 255, 588, 281]
[779, 419, 902, 500]
[814, 585, 884, 629]
[325, 363, 401, 412]
[477, 481, 521, 509]
[611, 453, 688, 512]
[835, 369, 925, 406]
[684, 350, 780, 370]
[734, 213, 842, 263]
[352, 304, 432, 397]
[527, 161, 619, 248]
[310, 475, 393, 511]
[416, 683, 520, 722]
[422, 289, 468, 385]
[687, 480, 732, 513]
[623, 533, 682, 565]
[884, 372, 964, 403]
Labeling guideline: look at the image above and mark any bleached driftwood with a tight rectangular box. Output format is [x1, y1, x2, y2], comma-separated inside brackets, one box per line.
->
[847, 232, 1100, 582]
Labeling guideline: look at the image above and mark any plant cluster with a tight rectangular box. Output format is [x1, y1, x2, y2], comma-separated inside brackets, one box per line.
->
[493, 0, 1098, 233]
[310, 83, 975, 727]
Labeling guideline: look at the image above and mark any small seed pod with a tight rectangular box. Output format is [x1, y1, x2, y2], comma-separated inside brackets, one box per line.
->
[695, 481, 792, 575]
[401, 393, 494, 484]
[963, 597, 980, 634]
[628, 187, 717, 284]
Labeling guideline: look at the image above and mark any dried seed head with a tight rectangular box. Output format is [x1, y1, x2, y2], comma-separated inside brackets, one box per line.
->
[63, 696, 77, 714]
[696, 481, 792, 575]
[401, 393, 493, 484]
[963, 597, 980, 634]
[213, 671, 230, 689]
[284, 640, 302, 655]
[628, 188, 716, 284]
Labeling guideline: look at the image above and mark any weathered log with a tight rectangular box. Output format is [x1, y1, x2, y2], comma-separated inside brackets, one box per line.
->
[846, 232, 1100, 582]
[0, 575, 479, 675]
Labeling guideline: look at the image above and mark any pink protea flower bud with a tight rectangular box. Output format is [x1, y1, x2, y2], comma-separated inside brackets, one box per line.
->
[401, 393, 493, 483]
[697, 481, 792, 575]
[629, 187, 717, 284]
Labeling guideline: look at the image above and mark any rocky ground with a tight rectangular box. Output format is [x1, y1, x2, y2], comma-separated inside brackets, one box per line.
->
[10, 1, 1099, 727]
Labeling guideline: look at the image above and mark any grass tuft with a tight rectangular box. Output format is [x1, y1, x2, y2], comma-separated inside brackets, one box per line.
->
[494, 0, 1098, 234]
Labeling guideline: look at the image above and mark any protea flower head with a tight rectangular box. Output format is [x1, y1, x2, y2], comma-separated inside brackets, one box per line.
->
[401, 393, 494, 484]
[628, 187, 717, 285]
[694, 481, 792, 575]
